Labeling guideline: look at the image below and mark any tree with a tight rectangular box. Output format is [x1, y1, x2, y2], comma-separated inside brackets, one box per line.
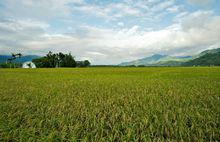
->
[76, 60, 91, 67]
[33, 57, 50, 68]
[32, 51, 77, 68]
[84, 60, 90, 67]
[57, 52, 65, 67]
[46, 51, 57, 68]
[62, 53, 76, 67]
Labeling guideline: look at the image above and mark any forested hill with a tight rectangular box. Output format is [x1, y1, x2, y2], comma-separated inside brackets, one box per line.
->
[183, 52, 220, 66]
[119, 48, 220, 66]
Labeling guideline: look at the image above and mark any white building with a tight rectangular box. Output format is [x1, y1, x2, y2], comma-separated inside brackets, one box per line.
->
[22, 61, 36, 68]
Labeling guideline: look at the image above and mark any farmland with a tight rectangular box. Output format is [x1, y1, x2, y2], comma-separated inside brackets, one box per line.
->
[0, 67, 219, 141]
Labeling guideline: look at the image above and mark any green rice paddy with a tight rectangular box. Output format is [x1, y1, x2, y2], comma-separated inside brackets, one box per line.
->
[0, 67, 219, 141]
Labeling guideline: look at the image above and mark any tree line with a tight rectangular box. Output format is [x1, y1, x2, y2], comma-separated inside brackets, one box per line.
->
[32, 51, 90, 68]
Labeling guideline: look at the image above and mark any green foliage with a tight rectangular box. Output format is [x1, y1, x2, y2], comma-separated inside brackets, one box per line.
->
[0, 63, 11, 68]
[32, 57, 50, 68]
[60, 53, 76, 67]
[0, 67, 219, 141]
[32, 51, 77, 68]
[32, 52, 91, 68]
[0, 63, 22, 68]
[46, 51, 58, 68]
[76, 60, 91, 67]
[84, 60, 90, 67]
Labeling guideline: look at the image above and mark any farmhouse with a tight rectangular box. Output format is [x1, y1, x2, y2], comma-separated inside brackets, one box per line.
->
[22, 61, 36, 68]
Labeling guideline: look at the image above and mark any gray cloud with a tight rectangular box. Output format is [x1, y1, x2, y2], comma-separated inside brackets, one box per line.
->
[2, 10, 220, 64]
[0, 1, 220, 64]
[0, 0, 82, 21]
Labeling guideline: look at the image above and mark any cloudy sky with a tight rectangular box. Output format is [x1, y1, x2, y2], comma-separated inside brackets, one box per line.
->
[0, 0, 220, 64]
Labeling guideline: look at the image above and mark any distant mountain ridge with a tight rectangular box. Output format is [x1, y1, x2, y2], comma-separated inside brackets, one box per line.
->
[1, 48, 219, 66]
[119, 54, 192, 66]
[119, 48, 220, 66]
[0, 55, 40, 63]
[119, 54, 168, 66]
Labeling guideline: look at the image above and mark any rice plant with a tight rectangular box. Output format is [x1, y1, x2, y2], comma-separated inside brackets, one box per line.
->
[0, 67, 219, 141]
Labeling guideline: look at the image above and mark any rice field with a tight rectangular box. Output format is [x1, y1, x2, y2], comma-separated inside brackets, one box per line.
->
[0, 67, 219, 141]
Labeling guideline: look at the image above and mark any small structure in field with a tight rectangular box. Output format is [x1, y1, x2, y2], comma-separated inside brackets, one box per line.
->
[22, 61, 36, 68]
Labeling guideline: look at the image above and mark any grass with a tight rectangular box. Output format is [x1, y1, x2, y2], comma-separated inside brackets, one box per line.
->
[0, 67, 219, 141]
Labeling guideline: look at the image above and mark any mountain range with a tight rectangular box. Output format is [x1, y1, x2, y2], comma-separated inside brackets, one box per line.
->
[119, 48, 220, 66]
[1, 48, 219, 66]
[0, 55, 40, 63]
